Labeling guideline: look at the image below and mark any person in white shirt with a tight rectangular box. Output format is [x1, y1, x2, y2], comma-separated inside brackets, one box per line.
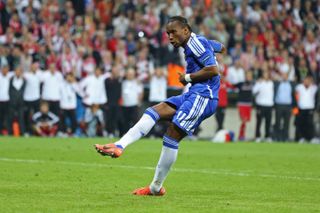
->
[23, 62, 42, 134]
[295, 76, 318, 141]
[83, 104, 105, 137]
[80, 67, 108, 107]
[121, 68, 144, 135]
[8, 66, 26, 135]
[149, 67, 167, 104]
[148, 67, 168, 137]
[59, 73, 81, 135]
[0, 65, 13, 134]
[226, 59, 245, 85]
[41, 63, 63, 116]
[252, 71, 274, 141]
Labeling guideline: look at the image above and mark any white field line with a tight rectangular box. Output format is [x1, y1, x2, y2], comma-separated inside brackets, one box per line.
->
[0, 157, 319, 182]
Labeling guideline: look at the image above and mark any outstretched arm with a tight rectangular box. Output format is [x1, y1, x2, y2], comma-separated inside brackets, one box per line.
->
[178, 65, 219, 85]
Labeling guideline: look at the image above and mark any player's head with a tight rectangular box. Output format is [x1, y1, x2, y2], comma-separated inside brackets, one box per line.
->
[166, 16, 192, 48]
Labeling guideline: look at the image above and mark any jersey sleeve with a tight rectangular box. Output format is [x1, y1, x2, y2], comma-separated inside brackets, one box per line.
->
[209, 40, 223, 53]
[188, 37, 218, 67]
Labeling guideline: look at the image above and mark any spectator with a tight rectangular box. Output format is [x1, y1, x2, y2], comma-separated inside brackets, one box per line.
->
[83, 104, 104, 137]
[59, 72, 81, 136]
[80, 67, 108, 107]
[296, 58, 309, 83]
[295, 76, 318, 142]
[235, 71, 254, 141]
[105, 64, 122, 137]
[8, 66, 26, 135]
[253, 71, 274, 142]
[215, 73, 232, 132]
[273, 72, 296, 142]
[212, 22, 229, 48]
[0, 65, 13, 135]
[7, 45, 22, 70]
[240, 44, 255, 71]
[23, 62, 42, 135]
[136, 47, 154, 82]
[41, 63, 63, 116]
[226, 58, 245, 85]
[149, 67, 167, 105]
[32, 101, 59, 137]
[112, 12, 130, 38]
[229, 41, 243, 62]
[228, 22, 244, 49]
[121, 68, 143, 135]
[0, 45, 9, 67]
[101, 50, 113, 73]
[32, 45, 48, 70]
[308, 61, 319, 84]
[81, 49, 96, 76]
[59, 44, 78, 75]
[148, 66, 168, 137]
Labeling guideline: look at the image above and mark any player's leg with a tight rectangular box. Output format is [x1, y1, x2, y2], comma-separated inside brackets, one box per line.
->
[134, 94, 218, 196]
[115, 103, 175, 148]
[148, 123, 185, 194]
[94, 102, 177, 157]
[133, 123, 185, 196]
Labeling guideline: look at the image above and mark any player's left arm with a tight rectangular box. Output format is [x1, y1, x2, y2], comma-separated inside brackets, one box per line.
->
[179, 39, 224, 85]
[178, 65, 219, 85]
[209, 40, 226, 54]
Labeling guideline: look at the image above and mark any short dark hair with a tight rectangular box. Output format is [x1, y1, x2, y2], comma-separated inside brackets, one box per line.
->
[167, 16, 192, 31]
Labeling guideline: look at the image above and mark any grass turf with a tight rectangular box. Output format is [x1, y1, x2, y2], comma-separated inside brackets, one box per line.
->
[0, 137, 319, 213]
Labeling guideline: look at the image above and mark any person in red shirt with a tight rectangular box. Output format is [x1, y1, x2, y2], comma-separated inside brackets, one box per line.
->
[215, 73, 233, 132]
[235, 71, 254, 140]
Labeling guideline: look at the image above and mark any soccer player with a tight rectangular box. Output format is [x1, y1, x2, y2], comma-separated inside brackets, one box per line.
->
[95, 16, 224, 196]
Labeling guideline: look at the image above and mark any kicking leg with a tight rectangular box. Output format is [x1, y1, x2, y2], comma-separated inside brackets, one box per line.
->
[133, 123, 186, 196]
[95, 103, 176, 157]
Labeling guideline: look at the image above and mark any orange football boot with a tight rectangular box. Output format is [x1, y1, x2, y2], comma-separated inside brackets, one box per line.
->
[132, 186, 166, 196]
[94, 143, 123, 158]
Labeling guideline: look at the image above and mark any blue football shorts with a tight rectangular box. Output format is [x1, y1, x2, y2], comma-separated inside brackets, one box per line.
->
[165, 92, 218, 135]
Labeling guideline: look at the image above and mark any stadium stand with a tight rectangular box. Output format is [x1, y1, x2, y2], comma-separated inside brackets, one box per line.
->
[0, 0, 319, 142]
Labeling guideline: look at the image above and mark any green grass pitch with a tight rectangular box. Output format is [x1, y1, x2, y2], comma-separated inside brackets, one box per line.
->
[0, 137, 319, 213]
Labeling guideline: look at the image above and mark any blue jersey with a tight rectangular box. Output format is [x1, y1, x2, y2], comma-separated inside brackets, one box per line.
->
[209, 40, 224, 53]
[184, 32, 221, 99]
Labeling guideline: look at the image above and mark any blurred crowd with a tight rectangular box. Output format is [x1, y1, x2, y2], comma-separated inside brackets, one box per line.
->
[0, 0, 319, 142]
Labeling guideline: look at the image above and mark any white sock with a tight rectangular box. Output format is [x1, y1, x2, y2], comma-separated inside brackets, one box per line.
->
[150, 135, 179, 194]
[114, 107, 160, 149]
